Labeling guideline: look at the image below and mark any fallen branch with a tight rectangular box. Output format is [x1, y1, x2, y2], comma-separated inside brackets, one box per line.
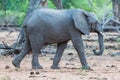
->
[103, 26, 120, 32]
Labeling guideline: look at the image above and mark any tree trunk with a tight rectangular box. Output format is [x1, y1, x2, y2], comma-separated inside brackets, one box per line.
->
[52, 0, 63, 9]
[57, 0, 63, 9]
[112, 0, 120, 21]
[3, 0, 8, 27]
[40, 0, 48, 7]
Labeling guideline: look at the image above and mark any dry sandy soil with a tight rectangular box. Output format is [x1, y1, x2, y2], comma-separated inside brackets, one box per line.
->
[0, 27, 120, 80]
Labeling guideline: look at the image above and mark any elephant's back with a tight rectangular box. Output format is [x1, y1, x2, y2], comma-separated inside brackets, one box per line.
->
[27, 9, 72, 27]
[25, 8, 74, 34]
[32, 8, 72, 19]
[33, 8, 68, 15]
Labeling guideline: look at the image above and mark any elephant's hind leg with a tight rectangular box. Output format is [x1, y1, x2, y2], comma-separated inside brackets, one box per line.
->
[51, 41, 67, 69]
[31, 43, 43, 69]
[12, 39, 31, 68]
[30, 35, 43, 69]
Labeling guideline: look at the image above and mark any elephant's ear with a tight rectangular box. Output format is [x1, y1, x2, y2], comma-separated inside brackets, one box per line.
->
[72, 10, 90, 35]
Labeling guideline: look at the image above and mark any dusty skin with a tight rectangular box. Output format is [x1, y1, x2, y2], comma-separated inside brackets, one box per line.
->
[0, 27, 120, 80]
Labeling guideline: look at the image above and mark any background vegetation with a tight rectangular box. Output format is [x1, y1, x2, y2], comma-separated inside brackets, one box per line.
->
[0, 0, 112, 26]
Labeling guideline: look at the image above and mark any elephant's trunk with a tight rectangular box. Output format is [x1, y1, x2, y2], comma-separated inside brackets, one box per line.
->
[93, 32, 104, 55]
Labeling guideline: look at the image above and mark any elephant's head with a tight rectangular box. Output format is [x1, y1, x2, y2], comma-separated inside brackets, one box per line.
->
[72, 9, 104, 55]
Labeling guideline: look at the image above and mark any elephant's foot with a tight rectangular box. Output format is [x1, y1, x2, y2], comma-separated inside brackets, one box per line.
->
[12, 60, 20, 68]
[32, 65, 43, 69]
[81, 65, 91, 70]
[51, 65, 60, 69]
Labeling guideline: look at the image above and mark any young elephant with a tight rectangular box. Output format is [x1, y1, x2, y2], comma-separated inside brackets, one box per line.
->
[12, 8, 104, 69]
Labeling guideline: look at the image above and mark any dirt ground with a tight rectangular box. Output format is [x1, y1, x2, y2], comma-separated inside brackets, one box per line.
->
[0, 27, 120, 80]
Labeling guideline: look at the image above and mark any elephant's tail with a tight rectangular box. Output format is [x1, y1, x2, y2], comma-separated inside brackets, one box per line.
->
[11, 26, 25, 51]
[23, 25, 30, 45]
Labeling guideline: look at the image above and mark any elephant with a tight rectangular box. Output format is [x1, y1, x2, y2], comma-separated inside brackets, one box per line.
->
[12, 8, 104, 69]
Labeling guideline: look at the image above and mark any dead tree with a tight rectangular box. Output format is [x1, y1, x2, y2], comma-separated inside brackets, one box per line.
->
[2, 0, 8, 28]
[100, 0, 120, 32]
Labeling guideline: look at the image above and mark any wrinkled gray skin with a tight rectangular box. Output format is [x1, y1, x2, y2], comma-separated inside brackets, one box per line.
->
[12, 9, 104, 69]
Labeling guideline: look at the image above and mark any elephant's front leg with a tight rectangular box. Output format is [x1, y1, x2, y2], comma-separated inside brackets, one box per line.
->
[51, 42, 67, 69]
[71, 33, 90, 69]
